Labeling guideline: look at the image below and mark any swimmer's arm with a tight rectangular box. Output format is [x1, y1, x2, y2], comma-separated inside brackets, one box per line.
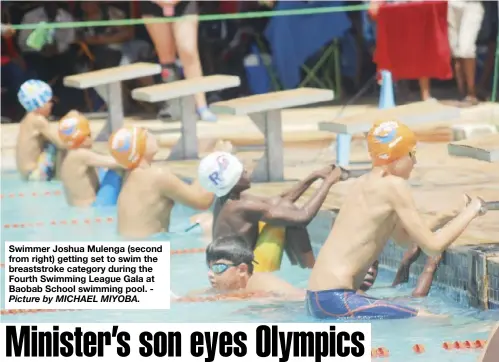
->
[184, 288, 214, 297]
[36, 119, 66, 149]
[258, 172, 339, 226]
[279, 172, 319, 202]
[157, 169, 214, 210]
[391, 211, 459, 248]
[249, 274, 305, 301]
[80, 149, 123, 169]
[390, 178, 478, 257]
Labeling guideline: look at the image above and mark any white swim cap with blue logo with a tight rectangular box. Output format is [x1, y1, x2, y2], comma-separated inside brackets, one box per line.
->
[17, 79, 53, 112]
[198, 152, 244, 197]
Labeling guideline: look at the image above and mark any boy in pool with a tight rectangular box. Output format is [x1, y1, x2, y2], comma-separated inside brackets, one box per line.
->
[109, 126, 216, 238]
[203, 235, 305, 301]
[58, 111, 124, 207]
[306, 120, 488, 320]
[198, 151, 346, 269]
[191, 235, 375, 302]
[191, 235, 376, 301]
[16, 80, 66, 181]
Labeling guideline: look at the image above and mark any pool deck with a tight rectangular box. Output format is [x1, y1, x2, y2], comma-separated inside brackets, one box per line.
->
[1, 101, 498, 309]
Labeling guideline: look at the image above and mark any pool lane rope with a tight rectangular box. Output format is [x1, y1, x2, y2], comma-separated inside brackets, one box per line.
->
[3, 217, 116, 229]
[0, 190, 63, 198]
[370, 341, 489, 358]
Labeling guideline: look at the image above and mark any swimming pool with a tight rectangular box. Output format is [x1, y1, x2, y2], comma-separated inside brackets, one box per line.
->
[1, 170, 498, 361]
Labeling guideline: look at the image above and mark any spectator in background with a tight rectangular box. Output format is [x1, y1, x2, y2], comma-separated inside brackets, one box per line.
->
[477, 0, 498, 100]
[448, 0, 484, 106]
[199, 1, 271, 102]
[76, 2, 153, 110]
[1, 23, 30, 121]
[368, 0, 435, 101]
[140, 1, 217, 122]
[17, 3, 76, 84]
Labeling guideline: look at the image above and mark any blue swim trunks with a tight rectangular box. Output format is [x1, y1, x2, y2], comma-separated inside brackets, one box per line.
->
[306, 289, 418, 320]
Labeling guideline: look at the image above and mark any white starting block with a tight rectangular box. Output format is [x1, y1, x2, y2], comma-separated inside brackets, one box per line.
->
[448, 133, 499, 163]
[451, 123, 498, 141]
[132, 75, 240, 160]
[64, 63, 161, 141]
[211, 88, 334, 182]
[319, 101, 461, 166]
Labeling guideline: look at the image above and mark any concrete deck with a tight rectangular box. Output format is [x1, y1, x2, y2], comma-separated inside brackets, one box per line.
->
[1, 101, 498, 309]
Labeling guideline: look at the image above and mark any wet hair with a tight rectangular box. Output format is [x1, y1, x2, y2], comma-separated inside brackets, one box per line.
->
[206, 235, 255, 275]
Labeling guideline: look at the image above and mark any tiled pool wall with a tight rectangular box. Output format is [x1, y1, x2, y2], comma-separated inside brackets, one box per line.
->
[308, 210, 499, 310]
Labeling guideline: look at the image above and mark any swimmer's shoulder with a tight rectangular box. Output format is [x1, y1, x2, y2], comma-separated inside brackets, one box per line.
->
[364, 173, 408, 191]
[65, 148, 93, 163]
[383, 175, 410, 194]
[26, 113, 49, 126]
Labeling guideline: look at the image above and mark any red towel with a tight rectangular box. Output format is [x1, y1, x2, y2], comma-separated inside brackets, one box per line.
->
[374, 1, 452, 80]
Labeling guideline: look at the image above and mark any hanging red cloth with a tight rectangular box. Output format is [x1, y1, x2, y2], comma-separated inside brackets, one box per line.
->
[1, 35, 18, 65]
[374, 1, 452, 80]
[219, 1, 240, 14]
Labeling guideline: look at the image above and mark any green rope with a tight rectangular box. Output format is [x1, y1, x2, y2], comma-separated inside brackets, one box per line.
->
[8, 4, 370, 30]
[490, 35, 499, 102]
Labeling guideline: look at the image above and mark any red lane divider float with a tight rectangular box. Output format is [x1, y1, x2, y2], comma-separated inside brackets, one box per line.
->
[0, 190, 62, 199]
[442, 340, 487, 350]
[413, 344, 425, 353]
[372, 340, 488, 358]
[371, 347, 389, 358]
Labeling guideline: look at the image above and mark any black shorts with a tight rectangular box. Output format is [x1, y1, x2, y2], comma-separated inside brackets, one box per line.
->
[140, 1, 198, 18]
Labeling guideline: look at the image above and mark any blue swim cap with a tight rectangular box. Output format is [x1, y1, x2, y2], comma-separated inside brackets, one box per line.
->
[17, 79, 53, 112]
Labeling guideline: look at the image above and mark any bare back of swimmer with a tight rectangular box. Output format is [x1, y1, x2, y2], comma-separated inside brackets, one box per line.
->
[198, 150, 344, 269]
[108, 127, 215, 239]
[307, 120, 487, 320]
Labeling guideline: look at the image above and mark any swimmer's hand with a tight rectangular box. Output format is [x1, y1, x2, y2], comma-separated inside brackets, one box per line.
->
[464, 194, 488, 217]
[312, 164, 337, 179]
[326, 165, 345, 183]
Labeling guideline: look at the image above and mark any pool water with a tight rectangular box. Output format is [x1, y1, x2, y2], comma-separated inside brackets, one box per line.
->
[1, 171, 498, 361]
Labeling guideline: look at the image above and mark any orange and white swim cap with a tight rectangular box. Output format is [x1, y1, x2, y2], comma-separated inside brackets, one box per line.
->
[109, 127, 147, 169]
[366, 120, 417, 166]
[58, 111, 91, 149]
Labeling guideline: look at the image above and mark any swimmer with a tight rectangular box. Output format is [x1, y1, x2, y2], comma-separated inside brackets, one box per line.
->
[204, 235, 305, 301]
[198, 150, 345, 269]
[58, 111, 124, 207]
[109, 126, 215, 238]
[306, 120, 487, 320]
[16, 80, 66, 181]
[184, 235, 379, 302]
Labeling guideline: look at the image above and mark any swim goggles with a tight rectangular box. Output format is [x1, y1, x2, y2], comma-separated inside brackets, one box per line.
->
[209, 263, 234, 275]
